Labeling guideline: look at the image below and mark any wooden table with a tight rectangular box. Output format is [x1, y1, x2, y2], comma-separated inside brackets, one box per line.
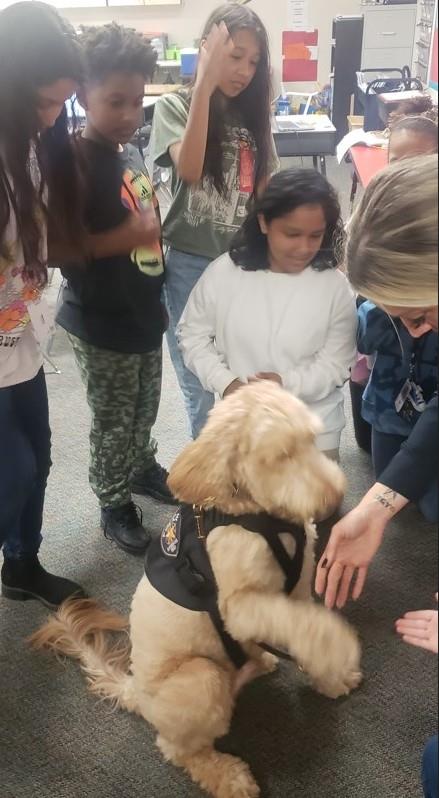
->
[349, 143, 389, 208]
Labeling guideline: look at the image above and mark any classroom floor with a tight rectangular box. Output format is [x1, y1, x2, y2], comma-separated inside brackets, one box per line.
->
[0, 158, 436, 798]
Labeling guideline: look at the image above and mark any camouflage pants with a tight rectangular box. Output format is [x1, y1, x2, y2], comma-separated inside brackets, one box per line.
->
[68, 334, 162, 508]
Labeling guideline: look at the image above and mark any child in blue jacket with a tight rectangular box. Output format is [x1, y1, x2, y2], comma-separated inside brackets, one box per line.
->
[358, 300, 438, 522]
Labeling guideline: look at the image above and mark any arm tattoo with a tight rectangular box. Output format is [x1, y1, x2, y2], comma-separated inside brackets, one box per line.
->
[374, 488, 398, 512]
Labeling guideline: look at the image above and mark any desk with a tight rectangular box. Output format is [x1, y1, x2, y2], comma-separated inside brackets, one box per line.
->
[349, 144, 389, 208]
[272, 115, 336, 175]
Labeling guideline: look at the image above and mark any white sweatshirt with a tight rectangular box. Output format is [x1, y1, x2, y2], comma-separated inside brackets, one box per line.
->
[178, 254, 357, 450]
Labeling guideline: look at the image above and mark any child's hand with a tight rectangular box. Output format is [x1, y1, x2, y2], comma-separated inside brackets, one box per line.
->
[89, 209, 160, 260]
[195, 22, 235, 96]
[249, 373, 283, 386]
[223, 379, 245, 398]
[396, 595, 438, 654]
[123, 209, 159, 250]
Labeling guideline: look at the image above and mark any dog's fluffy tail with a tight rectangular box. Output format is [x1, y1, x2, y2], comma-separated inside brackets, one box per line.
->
[29, 598, 135, 709]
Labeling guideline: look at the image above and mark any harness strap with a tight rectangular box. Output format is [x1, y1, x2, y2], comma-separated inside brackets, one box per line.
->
[202, 507, 306, 594]
[206, 599, 249, 670]
[175, 541, 250, 670]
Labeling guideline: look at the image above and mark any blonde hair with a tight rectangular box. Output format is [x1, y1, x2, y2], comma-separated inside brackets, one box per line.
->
[346, 155, 438, 308]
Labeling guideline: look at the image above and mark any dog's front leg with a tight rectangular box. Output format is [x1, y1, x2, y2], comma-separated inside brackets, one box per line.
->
[223, 591, 362, 699]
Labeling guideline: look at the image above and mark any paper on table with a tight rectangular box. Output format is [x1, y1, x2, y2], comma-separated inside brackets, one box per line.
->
[287, 0, 309, 31]
[275, 115, 335, 132]
[337, 129, 388, 163]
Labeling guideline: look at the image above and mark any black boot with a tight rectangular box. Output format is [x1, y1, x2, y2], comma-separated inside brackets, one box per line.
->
[131, 462, 177, 505]
[1, 556, 85, 610]
[100, 501, 151, 555]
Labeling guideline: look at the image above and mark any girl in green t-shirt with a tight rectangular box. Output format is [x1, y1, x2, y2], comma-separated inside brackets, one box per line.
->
[151, 3, 276, 438]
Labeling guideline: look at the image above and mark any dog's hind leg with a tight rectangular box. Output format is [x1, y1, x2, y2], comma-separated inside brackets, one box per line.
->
[148, 657, 260, 798]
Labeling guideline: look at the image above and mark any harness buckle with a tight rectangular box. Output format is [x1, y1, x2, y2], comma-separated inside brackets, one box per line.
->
[193, 505, 206, 540]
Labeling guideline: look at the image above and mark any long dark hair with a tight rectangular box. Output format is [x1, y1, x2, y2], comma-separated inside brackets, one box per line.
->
[0, 1, 85, 285]
[190, 3, 272, 195]
[230, 169, 344, 272]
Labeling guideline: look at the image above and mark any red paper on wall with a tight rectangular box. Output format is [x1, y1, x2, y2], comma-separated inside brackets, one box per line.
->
[282, 30, 318, 82]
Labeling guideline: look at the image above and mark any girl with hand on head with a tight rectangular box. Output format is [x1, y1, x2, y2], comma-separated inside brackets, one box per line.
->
[0, 1, 86, 609]
[178, 168, 357, 462]
[151, 3, 278, 438]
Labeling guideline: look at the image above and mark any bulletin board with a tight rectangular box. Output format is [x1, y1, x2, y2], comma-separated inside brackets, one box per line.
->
[282, 30, 318, 82]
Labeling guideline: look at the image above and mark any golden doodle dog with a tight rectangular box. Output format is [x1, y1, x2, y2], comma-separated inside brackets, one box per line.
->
[31, 382, 362, 798]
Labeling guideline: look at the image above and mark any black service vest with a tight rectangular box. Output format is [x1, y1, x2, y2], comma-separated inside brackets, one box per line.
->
[145, 504, 306, 668]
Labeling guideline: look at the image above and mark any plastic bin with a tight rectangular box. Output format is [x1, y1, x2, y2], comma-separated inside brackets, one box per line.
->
[180, 49, 198, 78]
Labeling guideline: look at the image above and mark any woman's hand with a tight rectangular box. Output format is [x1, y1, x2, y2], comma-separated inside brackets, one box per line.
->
[396, 595, 438, 654]
[315, 483, 408, 609]
[195, 22, 235, 97]
[249, 373, 283, 386]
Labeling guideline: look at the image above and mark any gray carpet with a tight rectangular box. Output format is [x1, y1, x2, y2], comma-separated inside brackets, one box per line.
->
[1, 158, 437, 798]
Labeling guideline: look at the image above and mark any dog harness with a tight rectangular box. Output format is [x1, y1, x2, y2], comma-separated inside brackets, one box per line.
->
[145, 504, 306, 669]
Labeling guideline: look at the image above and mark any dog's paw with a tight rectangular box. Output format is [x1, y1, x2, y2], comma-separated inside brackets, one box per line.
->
[312, 668, 363, 700]
[259, 651, 279, 674]
[302, 609, 363, 700]
[217, 756, 260, 798]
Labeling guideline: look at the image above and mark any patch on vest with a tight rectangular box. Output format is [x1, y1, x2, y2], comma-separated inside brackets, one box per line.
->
[161, 511, 181, 558]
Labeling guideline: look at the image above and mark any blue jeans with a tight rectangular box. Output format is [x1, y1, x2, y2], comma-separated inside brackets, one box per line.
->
[0, 368, 51, 559]
[422, 736, 438, 798]
[164, 247, 215, 438]
[372, 427, 438, 523]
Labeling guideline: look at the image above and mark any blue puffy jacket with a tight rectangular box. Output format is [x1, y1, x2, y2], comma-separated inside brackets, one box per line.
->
[357, 301, 438, 436]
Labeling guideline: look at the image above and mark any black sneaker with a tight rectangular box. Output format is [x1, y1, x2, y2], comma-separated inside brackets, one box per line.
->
[131, 462, 178, 505]
[1, 556, 85, 610]
[100, 502, 151, 555]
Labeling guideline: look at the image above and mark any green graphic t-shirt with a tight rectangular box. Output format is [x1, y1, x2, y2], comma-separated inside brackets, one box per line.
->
[151, 91, 278, 261]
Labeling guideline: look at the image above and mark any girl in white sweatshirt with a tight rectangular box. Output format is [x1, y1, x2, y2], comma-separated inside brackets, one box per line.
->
[178, 169, 357, 457]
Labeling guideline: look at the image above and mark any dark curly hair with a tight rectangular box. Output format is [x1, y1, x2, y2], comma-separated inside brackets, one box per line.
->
[188, 3, 272, 196]
[0, 1, 85, 286]
[79, 23, 157, 83]
[230, 169, 344, 272]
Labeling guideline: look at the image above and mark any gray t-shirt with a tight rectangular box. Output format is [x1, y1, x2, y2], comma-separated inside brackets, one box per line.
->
[151, 91, 278, 261]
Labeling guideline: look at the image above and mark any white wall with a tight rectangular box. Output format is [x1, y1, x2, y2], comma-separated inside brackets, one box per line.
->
[62, 0, 361, 90]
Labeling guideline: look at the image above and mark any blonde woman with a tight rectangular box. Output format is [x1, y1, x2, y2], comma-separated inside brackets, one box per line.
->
[316, 155, 438, 611]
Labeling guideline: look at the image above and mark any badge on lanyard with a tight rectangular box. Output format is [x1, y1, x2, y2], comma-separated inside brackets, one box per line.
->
[395, 347, 427, 421]
[395, 380, 427, 420]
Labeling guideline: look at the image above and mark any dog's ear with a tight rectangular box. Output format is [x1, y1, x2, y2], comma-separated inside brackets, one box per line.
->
[168, 426, 236, 506]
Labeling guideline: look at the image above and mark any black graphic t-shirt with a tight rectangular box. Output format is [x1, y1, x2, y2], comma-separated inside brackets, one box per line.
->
[57, 138, 165, 354]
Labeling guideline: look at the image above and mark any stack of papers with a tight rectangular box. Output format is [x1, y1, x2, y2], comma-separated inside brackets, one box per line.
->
[337, 129, 388, 163]
[274, 115, 335, 133]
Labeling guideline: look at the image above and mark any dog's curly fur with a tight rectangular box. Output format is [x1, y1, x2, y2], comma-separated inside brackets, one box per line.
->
[30, 383, 362, 798]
